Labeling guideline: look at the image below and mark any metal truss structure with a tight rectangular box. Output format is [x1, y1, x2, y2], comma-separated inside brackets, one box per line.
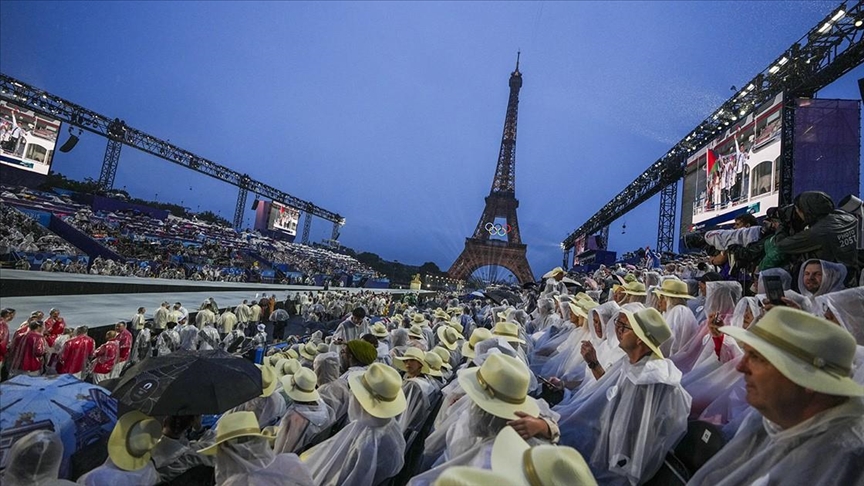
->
[562, 1, 864, 251]
[0, 74, 344, 235]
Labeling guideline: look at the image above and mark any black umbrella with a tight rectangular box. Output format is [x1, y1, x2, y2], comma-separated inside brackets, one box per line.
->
[484, 289, 520, 305]
[111, 349, 262, 416]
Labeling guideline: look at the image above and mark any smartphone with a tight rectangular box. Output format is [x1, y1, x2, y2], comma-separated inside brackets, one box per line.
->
[763, 275, 785, 305]
[537, 375, 555, 387]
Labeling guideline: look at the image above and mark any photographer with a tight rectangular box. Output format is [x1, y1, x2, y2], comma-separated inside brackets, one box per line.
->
[772, 191, 859, 284]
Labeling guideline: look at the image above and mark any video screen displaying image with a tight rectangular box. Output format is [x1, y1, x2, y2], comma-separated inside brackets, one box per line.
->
[0, 99, 61, 175]
[685, 93, 784, 227]
[268, 201, 300, 236]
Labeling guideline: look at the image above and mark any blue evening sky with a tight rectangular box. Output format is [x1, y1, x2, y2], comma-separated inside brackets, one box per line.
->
[1, 1, 861, 278]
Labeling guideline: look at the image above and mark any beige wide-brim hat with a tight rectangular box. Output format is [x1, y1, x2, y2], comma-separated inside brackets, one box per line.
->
[653, 279, 695, 300]
[568, 302, 587, 319]
[449, 317, 464, 335]
[492, 321, 525, 344]
[412, 313, 429, 326]
[299, 342, 318, 361]
[408, 324, 425, 339]
[256, 364, 278, 397]
[424, 351, 445, 377]
[283, 367, 320, 402]
[447, 307, 463, 316]
[394, 347, 431, 375]
[622, 281, 647, 296]
[721, 307, 864, 397]
[458, 353, 539, 419]
[108, 411, 162, 472]
[433, 466, 520, 486]
[432, 346, 452, 369]
[619, 308, 671, 359]
[542, 267, 565, 279]
[437, 326, 463, 351]
[371, 323, 389, 338]
[462, 328, 493, 360]
[283, 348, 300, 360]
[491, 426, 598, 486]
[316, 343, 330, 354]
[198, 411, 270, 455]
[434, 309, 450, 320]
[348, 363, 407, 418]
[496, 309, 512, 322]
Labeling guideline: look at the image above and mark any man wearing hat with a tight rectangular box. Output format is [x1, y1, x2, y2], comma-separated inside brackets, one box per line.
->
[274, 367, 333, 454]
[78, 411, 162, 485]
[395, 347, 440, 433]
[543, 267, 568, 295]
[318, 339, 377, 424]
[518, 308, 691, 485]
[653, 279, 699, 356]
[688, 307, 864, 486]
[332, 307, 371, 347]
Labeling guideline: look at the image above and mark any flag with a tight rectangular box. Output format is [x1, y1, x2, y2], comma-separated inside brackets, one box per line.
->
[706, 148, 719, 177]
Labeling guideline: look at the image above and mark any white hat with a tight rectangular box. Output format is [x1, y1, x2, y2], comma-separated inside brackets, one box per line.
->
[542, 267, 565, 279]
[394, 347, 431, 375]
[108, 411, 162, 471]
[424, 351, 445, 377]
[721, 307, 863, 397]
[431, 346, 452, 369]
[299, 342, 319, 361]
[458, 353, 539, 419]
[198, 411, 270, 455]
[492, 321, 525, 344]
[371, 322, 389, 338]
[653, 279, 695, 300]
[348, 363, 407, 418]
[437, 326, 463, 351]
[433, 466, 520, 486]
[408, 324, 425, 339]
[618, 307, 671, 359]
[491, 426, 598, 486]
[256, 364, 278, 397]
[462, 328, 493, 360]
[283, 367, 320, 402]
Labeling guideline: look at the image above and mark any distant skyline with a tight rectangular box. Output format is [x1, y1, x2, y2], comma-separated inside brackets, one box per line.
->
[1, 1, 861, 278]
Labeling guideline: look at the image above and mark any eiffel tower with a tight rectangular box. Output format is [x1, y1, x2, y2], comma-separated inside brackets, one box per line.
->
[448, 54, 534, 284]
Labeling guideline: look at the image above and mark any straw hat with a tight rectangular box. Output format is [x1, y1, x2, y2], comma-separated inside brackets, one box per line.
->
[424, 352, 445, 377]
[720, 307, 863, 397]
[371, 322, 389, 338]
[392, 314, 404, 324]
[432, 346, 452, 369]
[283, 348, 300, 360]
[434, 308, 450, 320]
[447, 307, 463, 316]
[622, 281, 647, 296]
[412, 313, 429, 326]
[267, 354, 282, 367]
[299, 342, 319, 361]
[257, 364, 278, 397]
[316, 343, 330, 354]
[542, 267, 565, 279]
[348, 363, 407, 418]
[462, 328, 493, 360]
[496, 308, 512, 322]
[434, 466, 520, 486]
[653, 279, 695, 300]
[408, 324, 425, 339]
[459, 353, 539, 419]
[277, 358, 302, 379]
[108, 411, 162, 471]
[283, 367, 320, 402]
[449, 317, 464, 335]
[394, 347, 431, 375]
[198, 411, 270, 455]
[619, 308, 671, 358]
[492, 321, 525, 344]
[437, 326, 463, 351]
[491, 426, 598, 486]
[567, 302, 587, 319]
[578, 299, 598, 312]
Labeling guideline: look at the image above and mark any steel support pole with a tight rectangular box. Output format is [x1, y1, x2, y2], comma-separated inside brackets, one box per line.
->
[233, 187, 248, 230]
[98, 139, 123, 190]
[301, 211, 313, 245]
[656, 182, 678, 253]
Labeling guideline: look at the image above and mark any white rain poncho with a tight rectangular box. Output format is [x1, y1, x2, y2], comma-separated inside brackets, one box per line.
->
[687, 398, 864, 486]
[76, 457, 159, 486]
[273, 400, 334, 454]
[398, 375, 440, 433]
[527, 297, 557, 334]
[589, 355, 691, 486]
[671, 281, 741, 375]
[302, 397, 406, 486]
[4, 430, 76, 486]
[313, 352, 341, 386]
[222, 453, 314, 486]
[815, 287, 864, 385]
[755, 267, 793, 293]
[660, 303, 699, 357]
[317, 365, 367, 431]
[580, 301, 622, 385]
[682, 297, 758, 417]
[797, 259, 848, 304]
[529, 300, 574, 374]
[704, 226, 763, 250]
[213, 434, 310, 486]
[227, 392, 287, 429]
[643, 272, 662, 310]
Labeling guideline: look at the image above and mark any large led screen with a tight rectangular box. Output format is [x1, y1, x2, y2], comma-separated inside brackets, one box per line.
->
[0, 100, 61, 175]
[268, 201, 300, 236]
[681, 93, 784, 231]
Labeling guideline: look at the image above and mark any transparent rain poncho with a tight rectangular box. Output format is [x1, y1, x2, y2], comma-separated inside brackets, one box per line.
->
[688, 398, 864, 486]
[313, 352, 341, 386]
[227, 392, 287, 429]
[755, 267, 793, 293]
[797, 259, 848, 303]
[4, 430, 76, 486]
[671, 281, 741, 375]
[528, 297, 558, 334]
[815, 287, 864, 385]
[398, 375, 439, 434]
[590, 355, 691, 486]
[302, 397, 406, 486]
[580, 301, 621, 385]
[529, 299, 575, 374]
[273, 400, 335, 454]
[76, 457, 159, 486]
[214, 434, 312, 486]
[659, 301, 699, 358]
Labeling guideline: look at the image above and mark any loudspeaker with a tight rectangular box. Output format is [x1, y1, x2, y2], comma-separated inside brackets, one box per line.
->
[58, 134, 80, 153]
[251, 199, 259, 210]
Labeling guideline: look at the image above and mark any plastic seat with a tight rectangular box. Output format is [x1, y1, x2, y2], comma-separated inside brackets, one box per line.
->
[674, 420, 726, 474]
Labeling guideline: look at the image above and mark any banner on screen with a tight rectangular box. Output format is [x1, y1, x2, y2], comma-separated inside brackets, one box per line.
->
[269, 201, 300, 236]
[681, 93, 784, 231]
[0, 100, 61, 176]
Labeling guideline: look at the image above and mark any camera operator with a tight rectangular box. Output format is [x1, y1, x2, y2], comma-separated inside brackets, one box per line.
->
[771, 191, 859, 285]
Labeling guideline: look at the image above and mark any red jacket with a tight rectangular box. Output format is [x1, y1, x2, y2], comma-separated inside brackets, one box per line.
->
[93, 340, 119, 374]
[11, 330, 46, 372]
[117, 329, 133, 362]
[43, 316, 66, 347]
[0, 318, 8, 362]
[59, 335, 95, 374]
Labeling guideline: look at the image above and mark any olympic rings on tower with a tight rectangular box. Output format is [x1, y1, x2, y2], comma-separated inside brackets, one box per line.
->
[484, 222, 512, 236]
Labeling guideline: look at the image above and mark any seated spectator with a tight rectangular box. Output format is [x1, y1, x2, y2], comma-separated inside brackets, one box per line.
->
[273, 367, 333, 454]
[302, 363, 407, 486]
[150, 415, 213, 483]
[796, 259, 847, 305]
[394, 347, 441, 433]
[317, 339, 376, 422]
[77, 411, 161, 485]
[4, 430, 76, 486]
[689, 307, 864, 485]
[226, 364, 286, 428]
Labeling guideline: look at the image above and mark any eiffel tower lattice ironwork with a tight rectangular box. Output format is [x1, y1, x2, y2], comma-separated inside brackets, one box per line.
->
[448, 55, 534, 284]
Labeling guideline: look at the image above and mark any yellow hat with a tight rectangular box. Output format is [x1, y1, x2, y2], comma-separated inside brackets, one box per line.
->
[371, 322, 389, 338]
[437, 326, 463, 351]
[618, 308, 671, 358]
[462, 328, 493, 360]
[394, 347, 431, 375]
[622, 281, 647, 296]
[424, 351, 445, 377]
[257, 364, 278, 397]
[108, 411, 161, 471]
[431, 346, 452, 369]
[653, 279, 695, 300]
[458, 353, 539, 419]
[408, 324, 425, 339]
[283, 367, 320, 402]
[299, 342, 319, 361]
[198, 411, 269, 455]
[492, 321, 525, 344]
[491, 426, 598, 486]
[348, 363, 407, 418]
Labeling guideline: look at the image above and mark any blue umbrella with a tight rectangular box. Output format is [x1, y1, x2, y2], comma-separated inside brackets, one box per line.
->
[0, 374, 117, 479]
